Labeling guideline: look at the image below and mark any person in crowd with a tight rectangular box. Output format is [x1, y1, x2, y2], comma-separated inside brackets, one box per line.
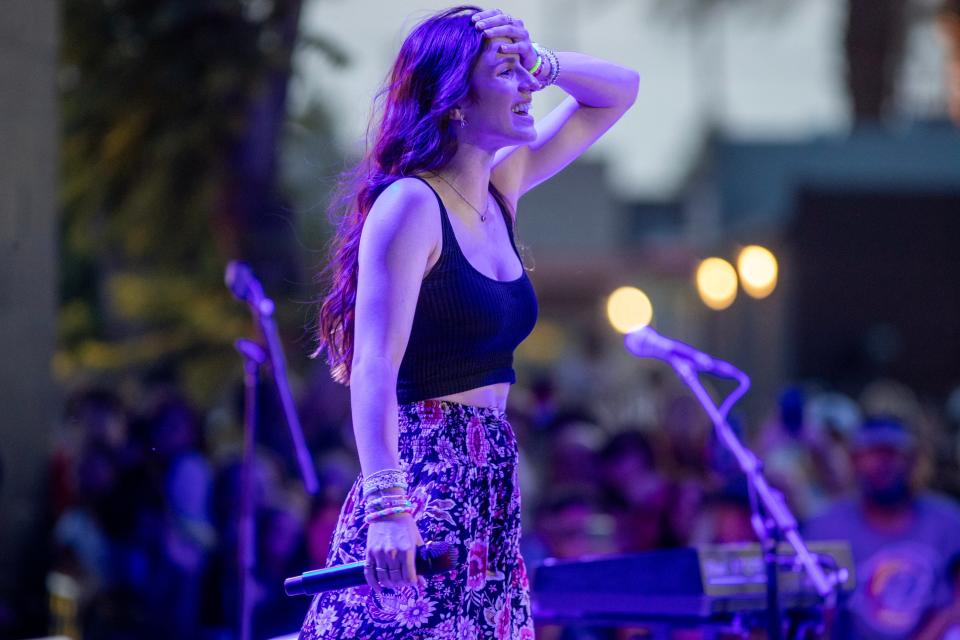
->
[805, 416, 960, 640]
[914, 550, 960, 640]
[598, 430, 672, 551]
[143, 392, 216, 638]
[51, 388, 128, 518]
[254, 503, 311, 639]
[661, 395, 717, 545]
[542, 413, 607, 493]
[688, 481, 757, 546]
[756, 386, 821, 518]
[940, 0, 960, 125]
[303, 4, 638, 637]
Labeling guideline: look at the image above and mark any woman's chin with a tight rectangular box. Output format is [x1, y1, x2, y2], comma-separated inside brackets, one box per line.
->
[511, 123, 537, 143]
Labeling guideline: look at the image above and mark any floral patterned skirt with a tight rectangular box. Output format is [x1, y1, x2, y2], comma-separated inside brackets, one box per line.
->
[298, 399, 534, 639]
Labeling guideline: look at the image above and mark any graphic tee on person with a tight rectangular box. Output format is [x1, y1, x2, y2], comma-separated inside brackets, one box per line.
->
[805, 493, 960, 640]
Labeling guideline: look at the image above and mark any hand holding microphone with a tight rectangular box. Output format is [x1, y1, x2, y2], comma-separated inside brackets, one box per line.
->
[284, 541, 458, 596]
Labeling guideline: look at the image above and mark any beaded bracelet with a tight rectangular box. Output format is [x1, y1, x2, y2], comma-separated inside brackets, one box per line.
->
[364, 505, 414, 524]
[362, 468, 408, 497]
[539, 45, 560, 89]
[364, 497, 413, 513]
[530, 44, 559, 89]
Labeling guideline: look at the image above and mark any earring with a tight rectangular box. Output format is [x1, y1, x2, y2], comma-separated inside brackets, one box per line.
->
[459, 117, 467, 128]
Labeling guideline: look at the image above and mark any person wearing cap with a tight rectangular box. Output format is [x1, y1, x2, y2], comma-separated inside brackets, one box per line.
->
[804, 416, 960, 640]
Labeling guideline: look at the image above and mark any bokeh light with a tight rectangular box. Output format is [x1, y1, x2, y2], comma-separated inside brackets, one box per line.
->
[606, 286, 653, 334]
[737, 245, 778, 299]
[696, 257, 738, 310]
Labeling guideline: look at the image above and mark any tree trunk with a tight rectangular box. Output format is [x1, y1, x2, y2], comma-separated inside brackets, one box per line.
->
[217, 0, 304, 295]
[844, 0, 909, 122]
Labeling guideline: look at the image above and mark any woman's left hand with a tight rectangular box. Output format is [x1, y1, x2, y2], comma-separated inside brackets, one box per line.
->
[472, 9, 538, 71]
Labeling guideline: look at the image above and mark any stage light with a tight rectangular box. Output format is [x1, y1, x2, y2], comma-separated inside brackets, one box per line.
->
[696, 257, 737, 310]
[737, 245, 778, 299]
[606, 286, 653, 334]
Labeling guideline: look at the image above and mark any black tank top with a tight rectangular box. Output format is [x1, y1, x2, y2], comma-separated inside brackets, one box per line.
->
[396, 176, 538, 404]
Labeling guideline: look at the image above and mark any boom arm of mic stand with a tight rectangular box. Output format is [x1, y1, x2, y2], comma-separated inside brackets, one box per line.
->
[228, 261, 319, 495]
[668, 357, 838, 598]
[257, 309, 319, 495]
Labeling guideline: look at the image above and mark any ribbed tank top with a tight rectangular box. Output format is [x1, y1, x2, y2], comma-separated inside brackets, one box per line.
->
[396, 176, 538, 404]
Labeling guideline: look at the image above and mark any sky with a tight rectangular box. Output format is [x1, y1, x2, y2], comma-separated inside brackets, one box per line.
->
[293, 0, 946, 199]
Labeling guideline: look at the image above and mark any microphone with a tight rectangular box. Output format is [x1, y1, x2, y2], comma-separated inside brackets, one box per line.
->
[225, 260, 274, 315]
[624, 326, 739, 377]
[284, 542, 458, 596]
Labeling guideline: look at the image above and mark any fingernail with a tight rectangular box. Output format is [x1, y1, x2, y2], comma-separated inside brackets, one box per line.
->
[477, 21, 485, 28]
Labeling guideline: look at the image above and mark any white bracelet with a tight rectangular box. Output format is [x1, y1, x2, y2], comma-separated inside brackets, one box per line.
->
[362, 468, 408, 497]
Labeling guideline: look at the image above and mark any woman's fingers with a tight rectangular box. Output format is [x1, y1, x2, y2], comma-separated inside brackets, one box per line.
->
[364, 555, 382, 593]
[399, 544, 418, 585]
[375, 549, 394, 589]
[471, 9, 503, 25]
[482, 24, 528, 41]
[474, 10, 524, 31]
[384, 549, 404, 588]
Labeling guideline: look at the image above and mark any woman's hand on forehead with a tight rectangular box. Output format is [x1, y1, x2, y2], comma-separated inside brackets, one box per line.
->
[472, 9, 537, 71]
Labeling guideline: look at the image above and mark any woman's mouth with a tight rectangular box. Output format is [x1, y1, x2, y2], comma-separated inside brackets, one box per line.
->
[511, 101, 533, 122]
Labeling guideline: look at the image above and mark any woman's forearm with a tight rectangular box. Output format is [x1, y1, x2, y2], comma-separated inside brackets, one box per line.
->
[350, 357, 401, 477]
[547, 51, 639, 109]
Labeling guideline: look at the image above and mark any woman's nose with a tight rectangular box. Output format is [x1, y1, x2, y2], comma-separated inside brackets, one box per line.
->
[519, 64, 539, 91]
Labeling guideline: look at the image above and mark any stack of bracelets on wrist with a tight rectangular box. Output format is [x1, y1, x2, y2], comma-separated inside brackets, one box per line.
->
[362, 468, 414, 523]
[531, 43, 560, 90]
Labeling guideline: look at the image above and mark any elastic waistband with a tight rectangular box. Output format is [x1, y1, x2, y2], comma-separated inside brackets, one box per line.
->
[399, 398, 506, 420]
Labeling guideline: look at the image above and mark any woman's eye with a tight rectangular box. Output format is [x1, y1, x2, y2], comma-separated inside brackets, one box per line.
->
[499, 68, 514, 77]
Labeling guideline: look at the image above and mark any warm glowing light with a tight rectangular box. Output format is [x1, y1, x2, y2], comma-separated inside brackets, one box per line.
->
[696, 258, 738, 310]
[606, 286, 653, 334]
[737, 245, 778, 299]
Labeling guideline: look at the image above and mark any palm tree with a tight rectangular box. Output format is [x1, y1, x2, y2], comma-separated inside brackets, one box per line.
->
[653, 0, 914, 123]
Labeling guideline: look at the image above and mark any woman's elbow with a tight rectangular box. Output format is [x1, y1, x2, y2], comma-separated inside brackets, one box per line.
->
[350, 353, 400, 385]
[623, 69, 640, 107]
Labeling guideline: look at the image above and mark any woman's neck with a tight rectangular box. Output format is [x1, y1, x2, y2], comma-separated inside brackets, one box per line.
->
[436, 141, 495, 205]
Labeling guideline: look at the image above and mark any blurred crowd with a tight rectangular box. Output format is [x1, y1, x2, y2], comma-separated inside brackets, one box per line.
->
[37, 363, 960, 640]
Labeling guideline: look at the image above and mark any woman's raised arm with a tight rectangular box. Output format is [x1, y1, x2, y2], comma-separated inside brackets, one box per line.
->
[476, 9, 640, 202]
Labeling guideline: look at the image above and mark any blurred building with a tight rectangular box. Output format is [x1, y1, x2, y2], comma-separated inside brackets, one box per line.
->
[293, 0, 960, 418]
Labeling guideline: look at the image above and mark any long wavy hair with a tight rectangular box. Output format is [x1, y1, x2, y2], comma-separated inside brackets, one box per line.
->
[314, 5, 515, 384]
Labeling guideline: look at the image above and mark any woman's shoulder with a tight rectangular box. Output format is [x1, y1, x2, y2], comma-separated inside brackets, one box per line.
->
[368, 176, 440, 225]
[379, 174, 435, 199]
[361, 176, 442, 254]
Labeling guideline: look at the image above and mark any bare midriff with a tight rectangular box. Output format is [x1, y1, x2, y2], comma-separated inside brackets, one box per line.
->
[430, 381, 510, 412]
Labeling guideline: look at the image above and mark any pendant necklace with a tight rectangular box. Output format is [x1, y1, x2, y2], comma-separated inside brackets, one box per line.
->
[432, 172, 489, 222]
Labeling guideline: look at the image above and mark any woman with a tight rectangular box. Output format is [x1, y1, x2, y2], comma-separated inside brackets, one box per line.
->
[303, 5, 638, 638]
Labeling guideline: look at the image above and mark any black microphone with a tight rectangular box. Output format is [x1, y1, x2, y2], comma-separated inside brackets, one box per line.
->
[624, 325, 739, 377]
[284, 542, 458, 596]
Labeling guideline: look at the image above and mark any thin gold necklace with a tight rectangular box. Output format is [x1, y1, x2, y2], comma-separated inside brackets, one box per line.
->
[431, 172, 490, 222]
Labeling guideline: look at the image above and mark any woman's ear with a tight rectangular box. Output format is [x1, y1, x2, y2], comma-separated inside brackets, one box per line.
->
[450, 107, 467, 128]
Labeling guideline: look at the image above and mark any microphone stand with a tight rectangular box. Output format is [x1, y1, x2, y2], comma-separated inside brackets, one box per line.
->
[665, 356, 839, 640]
[226, 262, 319, 640]
[235, 339, 266, 640]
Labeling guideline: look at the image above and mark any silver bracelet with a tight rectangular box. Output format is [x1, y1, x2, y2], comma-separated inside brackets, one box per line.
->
[361, 468, 408, 497]
[534, 44, 560, 89]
